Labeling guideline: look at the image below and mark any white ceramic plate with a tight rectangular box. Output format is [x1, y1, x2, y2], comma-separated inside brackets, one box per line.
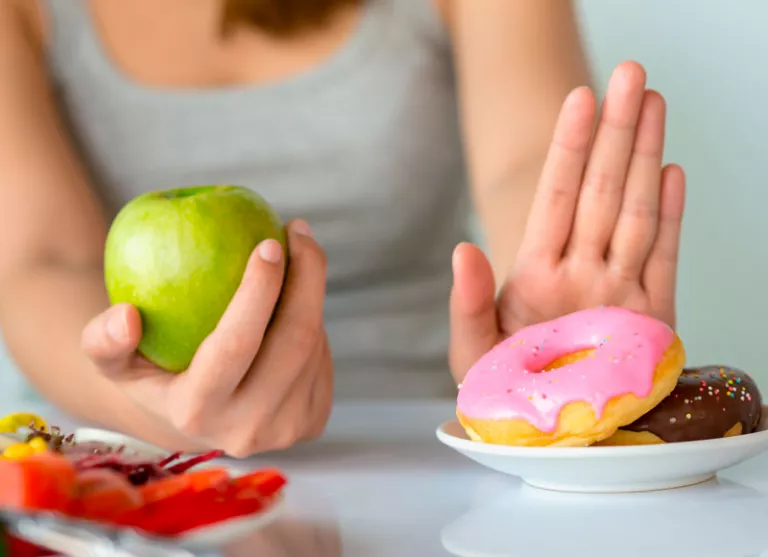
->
[436, 405, 768, 493]
[72, 427, 172, 459]
[0, 427, 172, 459]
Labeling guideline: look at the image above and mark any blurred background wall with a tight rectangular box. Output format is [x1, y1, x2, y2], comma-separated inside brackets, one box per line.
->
[575, 0, 768, 385]
[2, 0, 767, 404]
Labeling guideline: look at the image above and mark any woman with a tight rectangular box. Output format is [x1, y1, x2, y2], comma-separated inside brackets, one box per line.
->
[0, 0, 684, 456]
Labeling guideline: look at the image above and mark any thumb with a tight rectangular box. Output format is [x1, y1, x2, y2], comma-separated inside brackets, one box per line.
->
[82, 303, 143, 377]
[449, 242, 500, 382]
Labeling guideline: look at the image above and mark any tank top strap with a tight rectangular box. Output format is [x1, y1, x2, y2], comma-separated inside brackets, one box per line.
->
[39, 0, 97, 74]
[391, 0, 450, 52]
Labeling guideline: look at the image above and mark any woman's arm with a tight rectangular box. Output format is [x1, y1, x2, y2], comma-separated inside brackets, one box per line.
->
[445, 0, 592, 283]
[0, 3, 334, 456]
[0, 1, 182, 443]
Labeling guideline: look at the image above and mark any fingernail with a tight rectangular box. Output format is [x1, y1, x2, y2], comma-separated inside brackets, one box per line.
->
[564, 86, 588, 108]
[257, 239, 283, 264]
[290, 220, 313, 238]
[451, 245, 462, 275]
[107, 312, 127, 343]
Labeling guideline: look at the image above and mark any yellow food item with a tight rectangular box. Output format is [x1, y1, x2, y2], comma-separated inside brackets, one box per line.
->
[0, 413, 47, 434]
[594, 430, 665, 446]
[28, 437, 50, 453]
[3, 442, 35, 460]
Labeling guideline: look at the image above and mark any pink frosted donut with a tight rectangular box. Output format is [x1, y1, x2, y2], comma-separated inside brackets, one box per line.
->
[456, 306, 686, 447]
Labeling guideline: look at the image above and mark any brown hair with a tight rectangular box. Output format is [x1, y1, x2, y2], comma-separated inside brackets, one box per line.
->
[222, 0, 361, 36]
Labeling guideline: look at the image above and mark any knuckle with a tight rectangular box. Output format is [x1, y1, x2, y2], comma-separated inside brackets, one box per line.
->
[601, 110, 636, 132]
[552, 134, 589, 155]
[224, 438, 256, 459]
[609, 261, 638, 284]
[660, 210, 683, 225]
[622, 197, 658, 220]
[286, 319, 320, 353]
[220, 424, 259, 458]
[584, 170, 616, 196]
[171, 414, 205, 440]
[221, 415, 270, 458]
[169, 402, 208, 439]
[212, 333, 254, 361]
[274, 423, 303, 451]
[653, 244, 678, 264]
[228, 425, 300, 455]
[544, 184, 573, 207]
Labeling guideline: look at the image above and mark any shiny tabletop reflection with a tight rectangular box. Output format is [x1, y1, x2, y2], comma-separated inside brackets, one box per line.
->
[12, 399, 768, 557]
[441, 477, 768, 557]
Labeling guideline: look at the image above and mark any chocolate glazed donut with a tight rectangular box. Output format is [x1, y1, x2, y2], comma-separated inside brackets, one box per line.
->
[600, 366, 763, 445]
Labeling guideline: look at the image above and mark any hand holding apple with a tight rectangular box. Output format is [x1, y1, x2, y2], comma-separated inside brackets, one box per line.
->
[83, 186, 332, 457]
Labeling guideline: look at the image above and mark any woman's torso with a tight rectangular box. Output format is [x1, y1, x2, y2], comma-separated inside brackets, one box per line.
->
[36, 0, 469, 398]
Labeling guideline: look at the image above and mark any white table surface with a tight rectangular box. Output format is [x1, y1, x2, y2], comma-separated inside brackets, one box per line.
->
[9, 399, 768, 557]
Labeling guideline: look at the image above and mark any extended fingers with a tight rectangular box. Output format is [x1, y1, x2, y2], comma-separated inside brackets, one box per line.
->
[518, 86, 595, 261]
[167, 221, 325, 455]
[609, 90, 667, 279]
[569, 61, 647, 258]
[643, 163, 686, 323]
[185, 236, 286, 399]
[238, 220, 327, 401]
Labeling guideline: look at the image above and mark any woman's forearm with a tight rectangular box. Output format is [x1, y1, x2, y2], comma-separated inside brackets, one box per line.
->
[448, 0, 593, 284]
[0, 261, 201, 451]
[0, 1, 198, 449]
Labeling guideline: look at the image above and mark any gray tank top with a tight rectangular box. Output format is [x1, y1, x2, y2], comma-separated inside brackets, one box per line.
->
[41, 0, 469, 399]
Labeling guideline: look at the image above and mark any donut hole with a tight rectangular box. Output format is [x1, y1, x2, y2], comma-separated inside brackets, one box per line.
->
[541, 348, 596, 372]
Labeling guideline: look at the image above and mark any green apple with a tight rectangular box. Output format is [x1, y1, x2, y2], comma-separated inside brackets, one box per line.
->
[104, 185, 287, 373]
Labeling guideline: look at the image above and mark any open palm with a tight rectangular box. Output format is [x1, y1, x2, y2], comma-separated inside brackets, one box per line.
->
[450, 61, 686, 381]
